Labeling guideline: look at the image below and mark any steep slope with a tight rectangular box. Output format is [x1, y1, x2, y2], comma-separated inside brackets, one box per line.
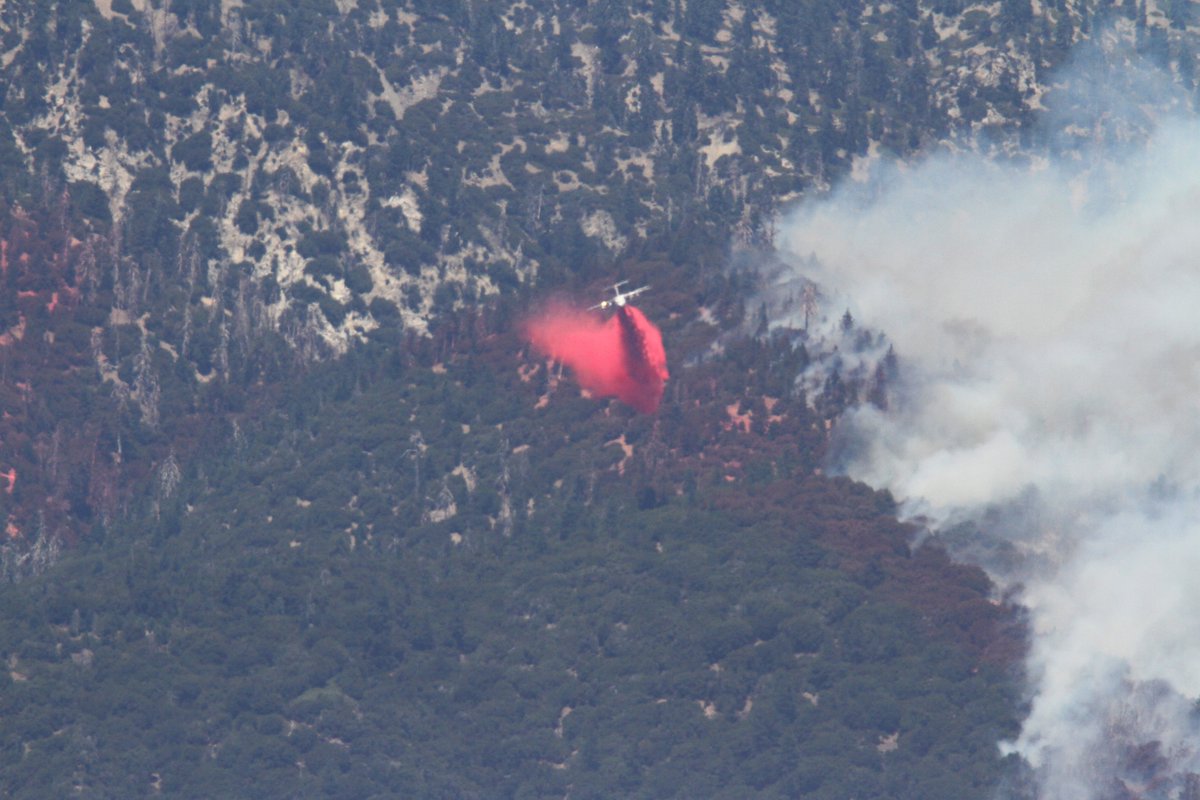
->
[1, 0, 1193, 556]
[0, 293, 1026, 798]
[0, 0, 1135, 351]
[1, 1, 1193, 797]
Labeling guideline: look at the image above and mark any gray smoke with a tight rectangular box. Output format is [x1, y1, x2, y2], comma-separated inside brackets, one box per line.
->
[771, 50, 1200, 799]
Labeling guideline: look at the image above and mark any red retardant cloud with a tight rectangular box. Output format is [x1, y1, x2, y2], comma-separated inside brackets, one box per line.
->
[523, 302, 669, 413]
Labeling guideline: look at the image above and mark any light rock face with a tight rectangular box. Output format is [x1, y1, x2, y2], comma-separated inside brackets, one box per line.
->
[2, 0, 1125, 359]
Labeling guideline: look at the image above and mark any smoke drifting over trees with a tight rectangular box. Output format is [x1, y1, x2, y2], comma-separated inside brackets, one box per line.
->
[772, 47, 1200, 800]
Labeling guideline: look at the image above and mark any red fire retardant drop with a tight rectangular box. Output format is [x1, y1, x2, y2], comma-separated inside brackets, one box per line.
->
[523, 302, 669, 413]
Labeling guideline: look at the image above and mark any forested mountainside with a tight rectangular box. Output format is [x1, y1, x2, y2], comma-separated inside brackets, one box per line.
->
[0, 294, 1028, 798]
[0, 0, 1192, 797]
[0, 0, 1175, 557]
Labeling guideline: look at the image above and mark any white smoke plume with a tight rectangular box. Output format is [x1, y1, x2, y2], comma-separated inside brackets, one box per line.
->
[771, 48, 1200, 799]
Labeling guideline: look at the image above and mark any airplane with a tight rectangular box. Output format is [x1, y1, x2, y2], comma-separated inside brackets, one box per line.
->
[588, 280, 650, 311]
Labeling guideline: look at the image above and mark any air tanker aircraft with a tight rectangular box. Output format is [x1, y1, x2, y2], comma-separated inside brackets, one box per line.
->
[523, 278, 668, 413]
[589, 280, 649, 311]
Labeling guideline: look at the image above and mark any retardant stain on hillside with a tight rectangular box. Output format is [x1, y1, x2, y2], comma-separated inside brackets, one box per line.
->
[523, 302, 668, 413]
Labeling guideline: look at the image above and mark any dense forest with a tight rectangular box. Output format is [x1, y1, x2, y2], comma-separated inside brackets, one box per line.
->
[0, 0, 1195, 796]
[0, 288, 1028, 798]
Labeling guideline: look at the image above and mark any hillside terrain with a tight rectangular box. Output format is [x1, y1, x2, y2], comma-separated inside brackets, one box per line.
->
[0, 0, 1195, 797]
[1, 0, 1194, 550]
[0, 294, 1028, 797]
